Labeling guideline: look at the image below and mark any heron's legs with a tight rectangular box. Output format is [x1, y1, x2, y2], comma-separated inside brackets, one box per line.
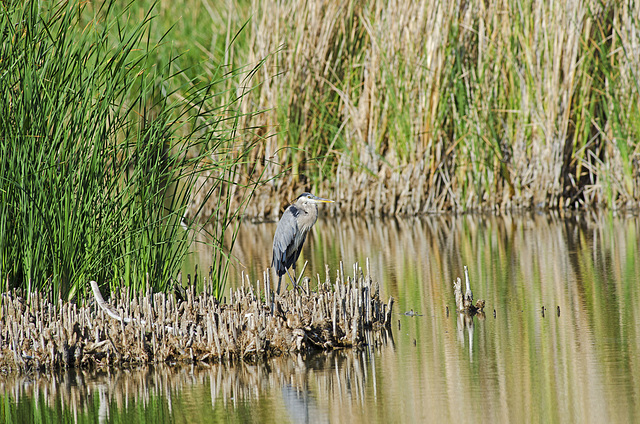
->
[274, 270, 296, 295]
[285, 268, 297, 289]
[285, 268, 307, 295]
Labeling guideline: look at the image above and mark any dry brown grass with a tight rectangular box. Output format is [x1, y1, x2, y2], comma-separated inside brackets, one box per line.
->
[219, 0, 640, 217]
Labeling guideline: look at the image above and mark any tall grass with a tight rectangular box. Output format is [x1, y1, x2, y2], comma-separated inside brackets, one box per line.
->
[0, 0, 260, 301]
[240, 0, 640, 215]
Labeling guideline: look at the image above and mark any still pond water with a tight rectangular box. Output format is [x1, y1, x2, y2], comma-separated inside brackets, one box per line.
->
[3, 212, 640, 423]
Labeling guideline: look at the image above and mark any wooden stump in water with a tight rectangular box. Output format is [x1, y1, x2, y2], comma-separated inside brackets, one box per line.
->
[453, 266, 485, 316]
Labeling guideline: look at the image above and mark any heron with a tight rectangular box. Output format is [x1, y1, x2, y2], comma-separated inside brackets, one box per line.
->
[272, 192, 334, 293]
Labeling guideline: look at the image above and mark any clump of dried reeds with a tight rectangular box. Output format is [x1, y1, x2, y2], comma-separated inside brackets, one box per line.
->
[0, 262, 393, 373]
[236, 0, 640, 216]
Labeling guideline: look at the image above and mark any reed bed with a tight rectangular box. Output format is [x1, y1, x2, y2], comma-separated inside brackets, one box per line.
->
[230, 0, 640, 216]
[0, 0, 260, 300]
[0, 262, 393, 373]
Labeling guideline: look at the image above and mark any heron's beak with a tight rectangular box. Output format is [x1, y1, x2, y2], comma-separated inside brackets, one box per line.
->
[313, 196, 334, 203]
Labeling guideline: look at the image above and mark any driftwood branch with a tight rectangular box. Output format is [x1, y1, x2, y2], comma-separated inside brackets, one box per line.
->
[90, 280, 177, 334]
[90, 281, 135, 324]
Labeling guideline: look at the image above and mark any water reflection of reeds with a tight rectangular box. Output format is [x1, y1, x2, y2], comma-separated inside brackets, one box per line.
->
[1, 336, 392, 424]
[215, 212, 640, 422]
[173, 213, 640, 422]
[4, 210, 640, 422]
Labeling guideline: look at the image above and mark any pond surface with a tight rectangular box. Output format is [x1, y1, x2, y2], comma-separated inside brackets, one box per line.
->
[3, 213, 640, 423]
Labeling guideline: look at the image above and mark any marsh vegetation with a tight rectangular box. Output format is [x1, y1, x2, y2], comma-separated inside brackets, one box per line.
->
[235, 0, 640, 216]
[2, 0, 639, 298]
[1, 0, 260, 299]
[2, 2, 639, 421]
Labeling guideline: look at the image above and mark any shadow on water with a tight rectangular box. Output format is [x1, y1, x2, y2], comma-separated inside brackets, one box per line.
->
[4, 212, 640, 423]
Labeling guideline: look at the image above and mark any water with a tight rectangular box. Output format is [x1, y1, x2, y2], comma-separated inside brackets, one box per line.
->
[3, 212, 640, 423]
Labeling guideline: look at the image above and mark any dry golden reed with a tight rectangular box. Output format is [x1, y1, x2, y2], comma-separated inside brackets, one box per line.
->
[212, 0, 640, 217]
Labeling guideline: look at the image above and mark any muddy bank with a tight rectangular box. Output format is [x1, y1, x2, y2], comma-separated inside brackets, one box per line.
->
[0, 263, 393, 373]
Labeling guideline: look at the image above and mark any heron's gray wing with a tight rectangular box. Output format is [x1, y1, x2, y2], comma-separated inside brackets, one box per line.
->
[288, 205, 312, 270]
[290, 231, 307, 270]
[272, 207, 300, 275]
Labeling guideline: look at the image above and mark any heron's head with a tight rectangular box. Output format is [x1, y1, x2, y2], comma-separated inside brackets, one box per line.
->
[296, 192, 335, 205]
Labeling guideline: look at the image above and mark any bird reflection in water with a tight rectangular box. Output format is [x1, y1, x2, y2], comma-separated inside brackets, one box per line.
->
[282, 383, 329, 424]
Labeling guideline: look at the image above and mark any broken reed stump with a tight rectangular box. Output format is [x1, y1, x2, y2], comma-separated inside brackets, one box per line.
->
[453, 266, 485, 316]
[0, 262, 394, 373]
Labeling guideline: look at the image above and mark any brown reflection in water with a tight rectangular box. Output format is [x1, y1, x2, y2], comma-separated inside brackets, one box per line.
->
[1, 330, 392, 424]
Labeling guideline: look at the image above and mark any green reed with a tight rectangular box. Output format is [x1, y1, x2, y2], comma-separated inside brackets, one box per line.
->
[0, 0, 259, 301]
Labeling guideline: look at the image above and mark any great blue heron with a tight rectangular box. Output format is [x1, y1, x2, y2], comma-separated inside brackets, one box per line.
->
[272, 193, 334, 293]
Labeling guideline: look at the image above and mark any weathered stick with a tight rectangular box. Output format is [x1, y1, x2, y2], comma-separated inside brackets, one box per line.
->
[90, 281, 136, 324]
[453, 267, 485, 315]
[90, 280, 177, 333]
